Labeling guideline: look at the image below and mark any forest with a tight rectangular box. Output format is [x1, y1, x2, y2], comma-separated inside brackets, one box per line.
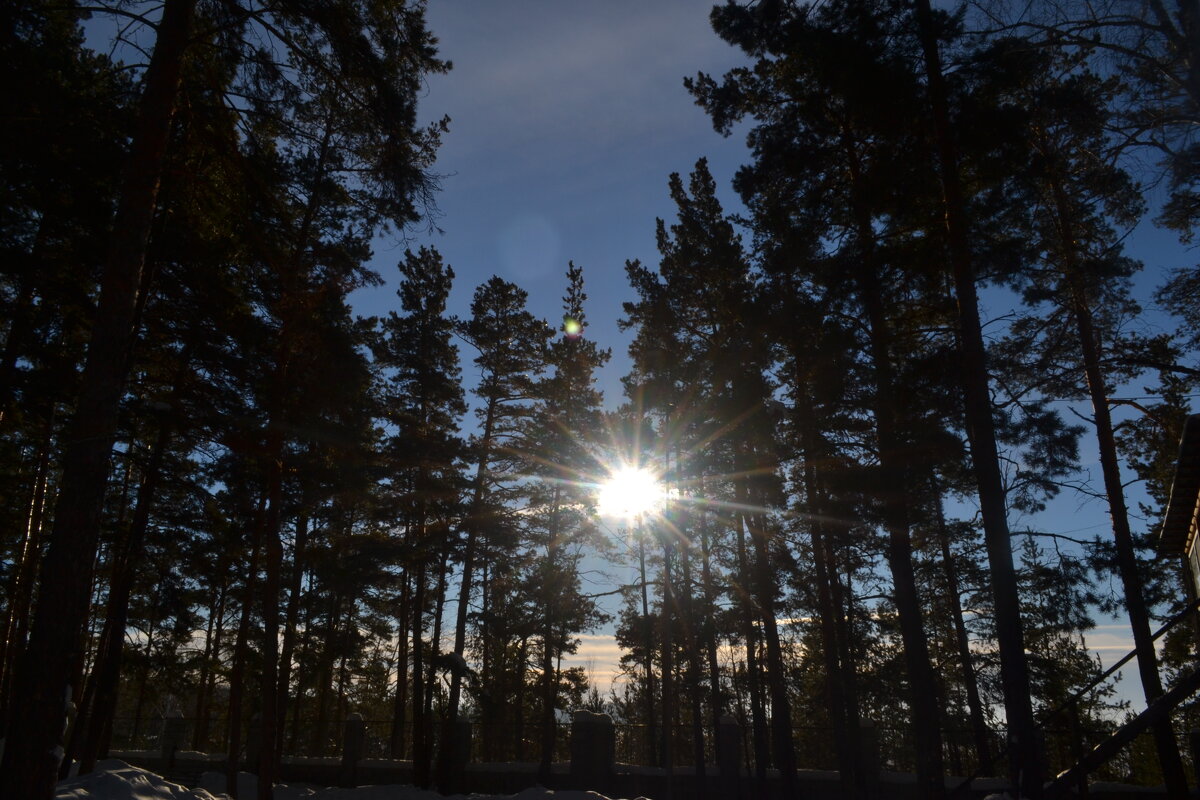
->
[2, 0, 1200, 799]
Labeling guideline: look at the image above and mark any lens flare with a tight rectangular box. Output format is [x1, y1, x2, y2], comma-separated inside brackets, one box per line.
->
[596, 466, 663, 518]
[563, 317, 583, 338]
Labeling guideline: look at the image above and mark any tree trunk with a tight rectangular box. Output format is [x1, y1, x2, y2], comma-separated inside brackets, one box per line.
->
[0, 0, 193, 790]
[639, 531, 658, 766]
[911, 1, 1043, 794]
[844, 134, 945, 798]
[287, 584, 314, 755]
[1162, 0, 1200, 107]
[391, 576, 410, 759]
[437, 399, 498, 791]
[679, 526, 706, 778]
[334, 648, 349, 730]
[311, 592, 340, 756]
[0, 408, 54, 732]
[129, 618, 157, 747]
[1049, 176, 1189, 794]
[77, 419, 173, 774]
[514, 636, 529, 762]
[256, 445, 285, 800]
[733, 510, 768, 783]
[932, 492, 993, 775]
[412, 559, 430, 787]
[538, 486, 562, 779]
[190, 595, 219, 749]
[698, 495, 724, 764]
[744, 500, 798, 796]
[831, 564, 862, 736]
[414, 541, 447, 774]
[661, 533, 675, 777]
[194, 579, 227, 751]
[426, 533, 448, 719]
[479, 561, 493, 762]
[226, 497, 266, 798]
[813, 500, 862, 794]
[795, 392, 862, 795]
[274, 511, 308, 768]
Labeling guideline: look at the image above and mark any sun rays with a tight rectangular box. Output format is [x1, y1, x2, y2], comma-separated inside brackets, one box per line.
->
[595, 465, 665, 519]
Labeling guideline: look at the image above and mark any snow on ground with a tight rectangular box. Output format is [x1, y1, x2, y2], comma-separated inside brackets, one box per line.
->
[56, 761, 223, 800]
[56, 761, 640, 800]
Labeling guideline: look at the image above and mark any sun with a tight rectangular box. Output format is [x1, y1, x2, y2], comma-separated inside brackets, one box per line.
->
[596, 466, 664, 519]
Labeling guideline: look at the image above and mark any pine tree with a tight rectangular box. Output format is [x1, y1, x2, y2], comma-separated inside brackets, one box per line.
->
[622, 159, 797, 791]
[2, 2, 449, 792]
[526, 263, 610, 777]
[993, 40, 1189, 790]
[437, 276, 550, 792]
[688, 3, 956, 790]
[374, 246, 465, 784]
[910, 2, 1044, 791]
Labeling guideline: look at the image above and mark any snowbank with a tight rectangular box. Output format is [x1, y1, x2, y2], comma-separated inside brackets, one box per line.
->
[56, 760, 223, 800]
[58, 760, 641, 800]
[197, 771, 627, 800]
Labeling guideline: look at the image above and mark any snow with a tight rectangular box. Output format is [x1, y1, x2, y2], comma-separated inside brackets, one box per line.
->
[56, 760, 643, 800]
[56, 761, 223, 800]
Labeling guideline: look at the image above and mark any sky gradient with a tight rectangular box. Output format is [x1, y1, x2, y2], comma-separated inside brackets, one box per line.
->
[346, 2, 1200, 708]
[353, 0, 754, 403]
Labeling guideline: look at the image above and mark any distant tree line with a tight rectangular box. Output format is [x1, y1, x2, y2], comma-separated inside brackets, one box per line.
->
[2, 2, 1200, 800]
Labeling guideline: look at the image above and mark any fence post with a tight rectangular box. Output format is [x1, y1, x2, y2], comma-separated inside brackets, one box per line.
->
[859, 720, 880, 799]
[599, 713, 615, 786]
[1067, 701, 1089, 798]
[431, 718, 472, 794]
[1190, 729, 1200, 793]
[159, 709, 187, 768]
[245, 713, 262, 772]
[569, 709, 594, 784]
[340, 713, 365, 788]
[570, 710, 615, 791]
[63, 700, 77, 751]
[717, 714, 741, 799]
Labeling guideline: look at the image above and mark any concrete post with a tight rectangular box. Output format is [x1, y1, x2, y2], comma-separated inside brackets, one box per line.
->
[859, 720, 880, 799]
[61, 700, 77, 771]
[717, 714, 741, 799]
[569, 709, 594, 779]
[245, 713, 262, 772]
[341, 713, 366, 787]
[63, 700, 77, 745]
[1189, 729, 1200, 793]
[570, 710, 615, 791]
[435, 717, 472, 794]
[598, 713, 615, 778]
[159, 709, 186, 768]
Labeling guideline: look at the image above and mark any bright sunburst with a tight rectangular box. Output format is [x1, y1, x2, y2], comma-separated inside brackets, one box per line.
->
[596, 466, 664, 519]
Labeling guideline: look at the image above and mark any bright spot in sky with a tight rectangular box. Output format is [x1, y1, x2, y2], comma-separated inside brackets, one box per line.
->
[596, 466, 663, 518]
[563, 316, 583, 337]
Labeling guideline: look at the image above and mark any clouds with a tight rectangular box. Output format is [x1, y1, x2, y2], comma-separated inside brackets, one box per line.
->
[419, 1, 748, 197]
[388, 1, 752, 383]
[562, 633, 629, 692]
[497, 212, 562, 280]
[561, 624, 1148, 710]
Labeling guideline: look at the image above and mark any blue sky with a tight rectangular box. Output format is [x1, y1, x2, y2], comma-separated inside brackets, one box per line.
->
[348, 0, 763, 695]
[354, 1, 1195, 423]
[353, 3, 1200, 708]
[353, 0, 754, 403]
[83, 0, 1196, 713]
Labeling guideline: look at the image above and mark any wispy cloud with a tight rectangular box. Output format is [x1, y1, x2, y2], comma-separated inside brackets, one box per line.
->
[562, 624, 1149, 700]
[421, 2, 746, 186]
[563, 633, 628, 691]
